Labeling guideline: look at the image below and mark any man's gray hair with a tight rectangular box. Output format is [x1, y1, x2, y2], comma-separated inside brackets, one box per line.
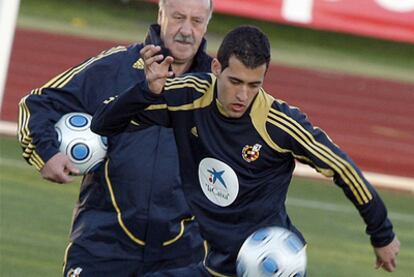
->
[158, 0, 213, 21]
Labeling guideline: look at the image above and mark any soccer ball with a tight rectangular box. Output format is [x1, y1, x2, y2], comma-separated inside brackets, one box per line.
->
[55, 112, 107, 175]
[236, 226, 307, 277]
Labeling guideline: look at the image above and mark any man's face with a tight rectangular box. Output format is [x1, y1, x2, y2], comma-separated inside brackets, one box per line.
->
[158, 0, 210, 64]
[213, 56, 267, 118]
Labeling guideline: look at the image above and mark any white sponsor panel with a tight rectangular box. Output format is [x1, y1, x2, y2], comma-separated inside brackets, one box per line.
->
[198, 157, 239, 207]
[375, 0, 414, 12]
[281, 0, 314, 23]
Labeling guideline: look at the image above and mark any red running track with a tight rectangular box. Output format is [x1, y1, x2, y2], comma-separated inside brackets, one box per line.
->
[3, 28, 414, 178]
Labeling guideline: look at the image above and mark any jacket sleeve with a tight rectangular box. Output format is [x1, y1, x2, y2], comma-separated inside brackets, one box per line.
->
[17, 46, 128, 170]
[266, 100, 394, 247]
[91, 79, 170, 137]
[92, 72, 212, 136]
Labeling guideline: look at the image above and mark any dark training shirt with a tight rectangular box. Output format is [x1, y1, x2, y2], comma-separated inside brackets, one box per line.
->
[92, 72, 395, 276]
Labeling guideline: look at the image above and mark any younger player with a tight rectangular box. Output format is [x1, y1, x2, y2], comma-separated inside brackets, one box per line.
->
[92, 25, 400, 276]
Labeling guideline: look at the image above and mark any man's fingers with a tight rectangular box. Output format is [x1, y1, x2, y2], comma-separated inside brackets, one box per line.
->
[387, 259, 396, 272]
[147, 71, 173, 83]
[140, 45, 162, 61]
[44, 173, 72, 184]
[162, 56, 174, 66]
[46, 165, 77, 184]
[65, 163, 80, 175]
[375, 259, 383, 270]
[59, 173, 73, 184]
[139, 44, 153, 57]
[382, 261, 396, 272]
[144, 54, 165, 67]
[146, 56, 174, 81]
[376, 258, 397, 272]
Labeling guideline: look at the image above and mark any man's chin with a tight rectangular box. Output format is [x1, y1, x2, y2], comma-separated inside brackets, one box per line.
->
[171, 49, 195, 63]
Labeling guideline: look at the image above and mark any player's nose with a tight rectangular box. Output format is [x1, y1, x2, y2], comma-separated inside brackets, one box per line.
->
[236, 87, 248, 102]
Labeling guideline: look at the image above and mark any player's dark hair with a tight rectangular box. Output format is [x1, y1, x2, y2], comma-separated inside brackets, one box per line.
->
[217, 25, 271, 72]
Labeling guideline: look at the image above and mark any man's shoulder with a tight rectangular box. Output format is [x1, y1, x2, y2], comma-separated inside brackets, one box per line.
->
[80, 43, 146, 76]
[96, 43, 144, 61]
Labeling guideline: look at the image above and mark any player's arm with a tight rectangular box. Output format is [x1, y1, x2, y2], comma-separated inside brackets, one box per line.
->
[91, 77, 174, 136]
[265, 100, 399, 271]
[92, 45, 211, 136]
[18, 48, 126, 182]
[91, 45, 174, 136]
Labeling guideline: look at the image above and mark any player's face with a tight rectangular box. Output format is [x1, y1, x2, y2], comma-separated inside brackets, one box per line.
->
[213, 56, 266, 118]
[158, 0, 210, 64]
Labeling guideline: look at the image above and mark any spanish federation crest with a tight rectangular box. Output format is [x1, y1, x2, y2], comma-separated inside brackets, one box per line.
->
[242, 143, 262, 162]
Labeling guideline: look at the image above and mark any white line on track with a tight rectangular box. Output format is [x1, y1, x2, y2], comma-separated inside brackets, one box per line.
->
[287, 197, 414, 224]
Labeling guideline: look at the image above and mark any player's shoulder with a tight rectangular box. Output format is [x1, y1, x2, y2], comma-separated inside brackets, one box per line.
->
[267, 95, 306, 123]
[251, 88, 308, 132]
[251, 89, 310, 152]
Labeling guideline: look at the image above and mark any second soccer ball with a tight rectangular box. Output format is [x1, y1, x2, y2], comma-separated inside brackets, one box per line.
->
[236, 226, 307, 277]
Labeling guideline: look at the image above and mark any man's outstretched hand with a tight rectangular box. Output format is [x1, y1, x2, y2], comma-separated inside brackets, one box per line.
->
[374, 237, 400, 272]
[140, 45, 174, 94]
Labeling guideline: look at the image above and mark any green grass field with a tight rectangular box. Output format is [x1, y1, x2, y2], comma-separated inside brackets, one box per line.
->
[1, 135, 413, 276]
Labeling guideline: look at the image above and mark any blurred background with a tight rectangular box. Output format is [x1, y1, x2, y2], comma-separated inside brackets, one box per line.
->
[0, 0, 413, 276]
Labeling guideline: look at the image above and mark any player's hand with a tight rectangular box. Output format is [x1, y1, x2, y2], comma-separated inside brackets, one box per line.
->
[373, 237, 400, 272]
[140, 44, 174, 94]
[40, 152, 80, 183]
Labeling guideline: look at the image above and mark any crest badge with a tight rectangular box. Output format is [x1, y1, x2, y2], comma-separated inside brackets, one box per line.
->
[242, 143, 262, 162]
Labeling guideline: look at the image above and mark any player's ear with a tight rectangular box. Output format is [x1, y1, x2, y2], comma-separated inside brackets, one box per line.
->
[211, 58, 221, 77]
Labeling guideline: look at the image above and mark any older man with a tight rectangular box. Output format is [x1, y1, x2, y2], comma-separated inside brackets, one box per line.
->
[17, 0, 213, 276]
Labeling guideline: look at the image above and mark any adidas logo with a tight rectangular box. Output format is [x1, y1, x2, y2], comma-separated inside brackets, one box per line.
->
[133, 58, 144, 70]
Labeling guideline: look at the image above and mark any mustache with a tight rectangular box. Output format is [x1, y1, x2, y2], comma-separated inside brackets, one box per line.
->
[174, 33, 195, 44]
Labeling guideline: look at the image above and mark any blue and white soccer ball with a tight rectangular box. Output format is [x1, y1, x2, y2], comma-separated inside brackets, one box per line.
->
[236, 226, 307, 277]
[55, 112, 107, 175]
